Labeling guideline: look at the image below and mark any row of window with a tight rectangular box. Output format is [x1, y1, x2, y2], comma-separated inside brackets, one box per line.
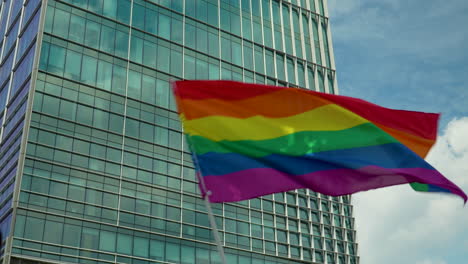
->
[58, 0, 132, 24]
[22, 155, 354, 234]
[22, 158, 187, 202]
[27, 113, 352, 223]
[29, 110, 189, 170]
[28, 106, 190, 176]
[23, 177, 352, 241]
[143, 0, 333, 66]
[31, 107, 350, 215]
[45, 1, 334, 91]
[59, 0, 328, 31]
[48, 0, 331, 75]
[19, 184, 357, 262]
[43, 26, 330, 98]
[22, 157, 355, 244]
[20, 151, 358, 260]
[29, 108, 187, 174]
[22, 148, 358, 258]
[60, 0, 325, 19]
[36, 72, 181, 133]
[26, 137, 353, 231]
[21, 184, 356, 255]
[27, 141, 188, 193]
[14, 210, 357, 263]
[32, 91, 184, 151]
[34, 75, 180, 138]
[40, 38, 181, 110]
[24, 140, 352, 221]
[23, 153, 351, 221]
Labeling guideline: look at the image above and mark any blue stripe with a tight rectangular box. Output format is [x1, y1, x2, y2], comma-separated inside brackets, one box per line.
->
[196, 143, 435, 176]
[427, 184, 452, 193]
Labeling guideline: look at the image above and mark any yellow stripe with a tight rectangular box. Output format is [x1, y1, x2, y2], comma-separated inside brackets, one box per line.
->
[182, 104, 369, 141]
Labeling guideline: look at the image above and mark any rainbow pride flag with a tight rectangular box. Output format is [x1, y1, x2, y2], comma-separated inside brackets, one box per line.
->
[173, 80, 466, 203]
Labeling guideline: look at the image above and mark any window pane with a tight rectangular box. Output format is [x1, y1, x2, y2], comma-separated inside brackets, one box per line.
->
[24, 217, 44, 240]
[81, 227, 99, 249]
[143, 40, 157, 68]
[150, 239, 165, 260]
[97, 60, 113, 91]
[254, 46, 264, 74]
[47, 45, 65, 75]
[158, 14, 171, 39]
[63, 223, 81, 247]
[69, 15, 85, 43]
[81, 56, 98, 85]
[84, 21, 100, 49]
[117, 233, 133, 255]
[64, 50, 82, 80]
[166, 243, 180, 262]
[100, 25, 116, 54]
[100, 230, 116, 252]
[134, 236, 149, 258]
[53, 9, 70, 37]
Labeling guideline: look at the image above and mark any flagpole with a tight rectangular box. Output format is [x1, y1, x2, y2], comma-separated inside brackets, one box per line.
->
[174, 82, 226, 263]
[203, 190, 227, 264]
[190, 144, 227, 264]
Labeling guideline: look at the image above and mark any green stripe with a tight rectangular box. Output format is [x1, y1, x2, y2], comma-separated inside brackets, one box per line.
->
[410, 182, 429, 192]
[189, 123, 399, 158]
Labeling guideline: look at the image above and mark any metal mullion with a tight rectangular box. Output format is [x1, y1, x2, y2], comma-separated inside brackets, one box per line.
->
[286, 4, 295, 58]
[315, 15, 329, 93]
[115, 2, 134, 250]
[306, 14, 319, 91]
[321, 0, 339, 95]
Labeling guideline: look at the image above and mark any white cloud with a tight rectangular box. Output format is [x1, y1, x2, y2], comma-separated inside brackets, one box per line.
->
[353, 117, 468, 264]
[445, 117, 468, 155]
[428, 117, 468, 187]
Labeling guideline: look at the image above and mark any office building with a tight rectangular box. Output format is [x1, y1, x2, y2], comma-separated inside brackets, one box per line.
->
[0, 0, 359, 263]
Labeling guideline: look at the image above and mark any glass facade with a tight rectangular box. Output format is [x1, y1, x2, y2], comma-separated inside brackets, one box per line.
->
[0, 0, 358, 264]
[0, 0, 44, 259]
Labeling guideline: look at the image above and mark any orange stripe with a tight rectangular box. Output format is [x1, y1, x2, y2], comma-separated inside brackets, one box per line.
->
[174, 81, 439, 140]
[177, 89, 330, 120]
[376, 123, 436, 158]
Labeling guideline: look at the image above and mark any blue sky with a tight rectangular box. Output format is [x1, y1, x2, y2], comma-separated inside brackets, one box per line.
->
[327, 0, 468, 263]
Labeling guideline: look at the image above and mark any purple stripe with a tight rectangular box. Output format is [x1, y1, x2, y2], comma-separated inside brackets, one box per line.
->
[202, 166, 467, 203]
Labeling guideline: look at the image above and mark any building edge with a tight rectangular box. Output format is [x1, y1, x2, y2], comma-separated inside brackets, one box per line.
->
[2, 1, 49, 263]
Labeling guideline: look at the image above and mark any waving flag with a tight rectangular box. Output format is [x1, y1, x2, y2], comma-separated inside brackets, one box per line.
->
[173, 80, 466, 203]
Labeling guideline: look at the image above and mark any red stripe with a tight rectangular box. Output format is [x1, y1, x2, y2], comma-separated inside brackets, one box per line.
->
[173, 80, 282, 100]
[314, 92, 440, 140]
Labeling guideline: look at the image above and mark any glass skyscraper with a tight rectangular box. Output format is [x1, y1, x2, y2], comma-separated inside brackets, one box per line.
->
[0, 0, 359, 263]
